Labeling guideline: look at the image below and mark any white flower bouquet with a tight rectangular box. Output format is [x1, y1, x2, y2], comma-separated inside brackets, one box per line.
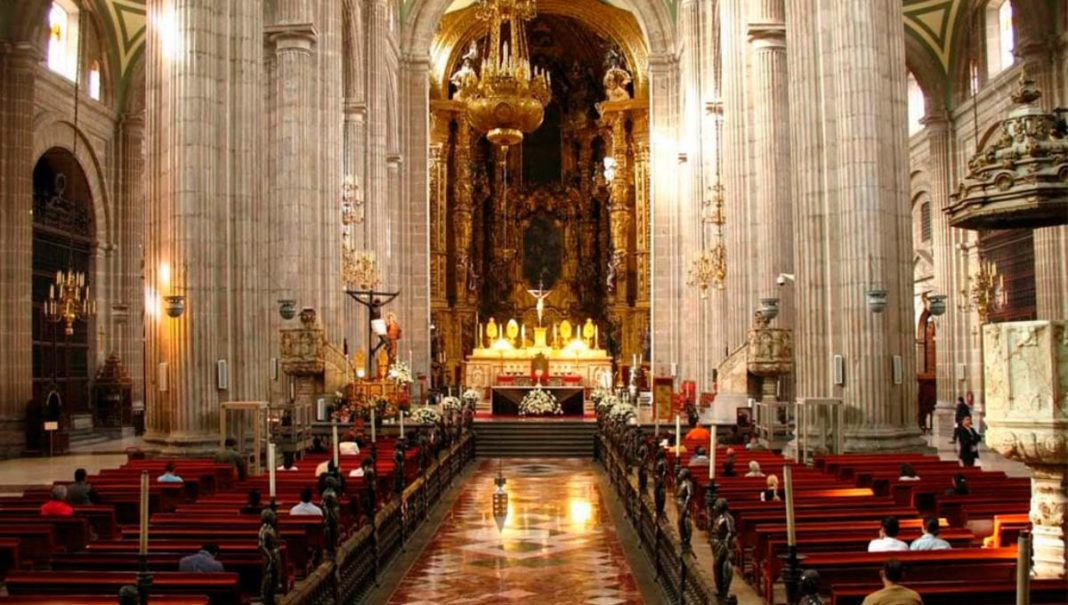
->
[590, 388, 610, 406]
[608, 401, 637, 423]
[409, 406, 441, 425]
[596, 394, 620, 414]
[518, 387, 563, 416]
[461, 388, 480, 407]
[388, 361, 414, 385]
[440, 396, 462, 412]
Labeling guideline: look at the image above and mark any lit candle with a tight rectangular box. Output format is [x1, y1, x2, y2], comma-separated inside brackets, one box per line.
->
[370, 407, 376, 443]
[268, 442, 277, 499]
[709, 424, 716, 480]
[289, 380, 295, 400]
[399, 410, 405, 439]
[138, 471, 149, 556]
[654, 404, 659, 437]
[521, 325, 526, 346]
[675, 414, 681, 458]
[784, 464, 796, 546]
[331, 421, 339, 467]
[594, 325, 599, 349]
[49, 284, 54, 300]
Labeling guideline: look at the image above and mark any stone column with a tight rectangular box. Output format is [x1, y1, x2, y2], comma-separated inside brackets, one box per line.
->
[341, 0, 367, 354]
[747, 0, 792, 400]
[315, 0, 343, 344]
[117, 113, 146, 407]
[144, 0, 264, 451]
[983, 321, 1067, 579]
[0, 43, 38, 453]
[786, 0, 924, 451]
[452, 119, 476, 305]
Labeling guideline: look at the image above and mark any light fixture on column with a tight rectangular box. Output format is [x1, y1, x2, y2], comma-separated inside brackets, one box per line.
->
[689, 101, 727, 295]
[962, 258, 1002, 324]
[44, 268, 95, 336]
[341, 174, 364, 226]
[278, 299, 297, 320]
[922, 291, 947, 316]
[162, 294, 185, 318]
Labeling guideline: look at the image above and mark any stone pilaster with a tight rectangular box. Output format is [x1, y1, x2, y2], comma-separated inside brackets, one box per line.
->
[786, 0, 924, 451]
[399, 55, 431, 379]
[678, 0, 704, 384]
[315, 0, 343, 345]
[0, 43, 38, 453]
[748, 0, 793, 400]
[116, 113, 146, 407]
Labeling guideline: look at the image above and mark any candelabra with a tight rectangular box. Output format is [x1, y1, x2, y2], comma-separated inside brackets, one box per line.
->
[43, 268, 95, 336]
[689, 101, 726, 294]
[959, 257, 1002, 324]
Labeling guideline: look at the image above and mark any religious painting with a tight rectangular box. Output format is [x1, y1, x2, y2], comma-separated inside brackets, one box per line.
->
[652, 377, 673, 422]
[522, 213, 562, 289]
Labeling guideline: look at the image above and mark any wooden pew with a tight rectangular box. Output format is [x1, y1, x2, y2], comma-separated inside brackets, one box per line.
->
[0, 597, 209, 605]
[830, 578, 1068, 605]
[4, 571, 244, 605]
[0, 506, 117, 540]
[0, 525, 56, 566]
[0, 516, 90, 552]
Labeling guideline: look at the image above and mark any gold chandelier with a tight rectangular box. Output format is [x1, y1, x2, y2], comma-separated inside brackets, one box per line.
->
[689, 103, 727, 293]
[44, 268, 95, 336]
[458, 0, 551, 150]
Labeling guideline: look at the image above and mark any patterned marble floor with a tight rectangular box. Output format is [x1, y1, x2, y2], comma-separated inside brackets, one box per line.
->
[387, 458, 645, 605]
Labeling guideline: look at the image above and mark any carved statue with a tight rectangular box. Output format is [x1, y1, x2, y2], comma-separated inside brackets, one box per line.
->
[385, 312, 402, 362]
[606, 249, 624, 295]
[676, 468, 694, 551]
[799, 570, 824, 605]
[637, 439, 650, 493]
[361, 458, 377, 521]
[602, 47, 633, 103]
[393, 439, 407, 495]
[654, 448, 667, 518]
[712, 498, 737, 603]
[321, 478, 340, 557]
[258, 508, 282, 605]
[451, 41, 480, 100]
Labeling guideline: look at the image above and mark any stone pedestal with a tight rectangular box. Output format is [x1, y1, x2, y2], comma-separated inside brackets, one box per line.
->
[983, 321, 1067, 579]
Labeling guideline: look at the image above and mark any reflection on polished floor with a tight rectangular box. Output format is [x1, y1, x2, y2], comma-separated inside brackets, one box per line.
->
[387, 458, 645, 605]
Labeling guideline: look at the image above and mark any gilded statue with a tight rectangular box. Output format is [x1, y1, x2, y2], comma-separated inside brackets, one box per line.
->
[451, 41, 480, 100]
[603, 47, 632, 103]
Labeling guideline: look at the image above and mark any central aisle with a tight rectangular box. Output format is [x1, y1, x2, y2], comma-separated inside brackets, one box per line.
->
[387, 458, 646, 604]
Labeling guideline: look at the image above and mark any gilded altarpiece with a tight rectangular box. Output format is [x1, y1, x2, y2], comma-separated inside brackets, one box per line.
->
[428, 25, 650, 387]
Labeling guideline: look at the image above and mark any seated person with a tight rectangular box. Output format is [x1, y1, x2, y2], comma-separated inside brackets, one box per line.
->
[745, 460, 765, 478]
[278, 452, 299, 472]
[663, 433, 687, 455]
[349, 457, 374, 478]
[867, 516, 908, 552]
[157, 463, 183, 483]
[41, 485, 74, 516]
[315, 458, 331, 477]
[290, 487, 324, 516]
[760, 474, 781, 502]
[339, 439, 360, 456]
[213, 438, 248, 481]
[178, 543, 224, 572]
[945, 473, 969, 496]
[745, 434, 766, 451]
[897, 463, 920, 481]
[909, 516, 951, 551]
[683, 419, 709, 451]
[239, 489, 264, 515]
[66, 468, 99, 505]
[860, 559, 922, 605]
[687, 446, 710, 469]
[317, 461, 346, 496]
[310, 436, 328, 453]
[721, 448, 737, 477]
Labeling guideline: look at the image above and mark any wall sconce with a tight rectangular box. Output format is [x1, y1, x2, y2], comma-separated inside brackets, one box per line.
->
[758, 297, 780, 322]
[923, 292, 947, 316]
[278, 299, 297, 320]
[163, 294, 185, 318]
[866, 289, 888, 313]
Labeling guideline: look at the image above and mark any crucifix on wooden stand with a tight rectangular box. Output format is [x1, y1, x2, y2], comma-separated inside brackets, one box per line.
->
[345, 288, 400, 378]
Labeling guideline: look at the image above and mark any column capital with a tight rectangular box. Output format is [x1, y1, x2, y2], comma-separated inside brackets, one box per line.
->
[265, 22, 318, 52]
[919, 111, 950, 132]
[748, 21, 787, 50]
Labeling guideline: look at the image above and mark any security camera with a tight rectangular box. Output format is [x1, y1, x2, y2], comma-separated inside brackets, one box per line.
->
[776, 273, 795, 287]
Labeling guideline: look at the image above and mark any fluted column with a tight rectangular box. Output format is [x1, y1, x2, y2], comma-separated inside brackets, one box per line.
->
[117, 113, 146, 406]
[678, 0, 703, 382]
[316, 0, 343, 343]
[0, 43, 38, 452]
[429, 110, 449, 303]
[144, 0, 264, 450]
[786, 0, 924, 451]
[748, 0, 793, 400]
[341, 0, 366, 353]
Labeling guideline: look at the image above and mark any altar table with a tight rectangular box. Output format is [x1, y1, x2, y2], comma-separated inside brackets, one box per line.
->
[491, 386, 585, 416]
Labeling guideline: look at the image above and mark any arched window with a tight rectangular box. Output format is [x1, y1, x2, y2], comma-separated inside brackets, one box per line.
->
[88, 60, 101, 100]
[920, 202, 932, 242]
[47, 1, 80, 81]
[907, 72, 925, 136]
[985, 0, 1015, 78]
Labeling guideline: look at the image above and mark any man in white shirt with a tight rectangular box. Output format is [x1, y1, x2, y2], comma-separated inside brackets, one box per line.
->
[910, 516, 951, 551]
[867, 516, 908, 552]
[290, 488, 324, 516]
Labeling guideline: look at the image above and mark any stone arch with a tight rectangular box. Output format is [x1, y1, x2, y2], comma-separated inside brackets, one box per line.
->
[904, 33, 948, 115]
[32, 117, 112, 248]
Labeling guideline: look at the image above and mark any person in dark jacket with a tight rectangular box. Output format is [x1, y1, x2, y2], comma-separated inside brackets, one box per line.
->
[178, 543, 224, 572]
[951, 396, 971, 443]
[66, 468, 99, 505]
[954, 415, 981, 467]
[239, 489, 264, 515]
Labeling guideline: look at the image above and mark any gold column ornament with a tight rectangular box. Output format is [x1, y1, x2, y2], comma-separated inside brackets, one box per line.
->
[960, 257, 1003, 324]
[44, 268, 96, 336]
[689, 102, 727, 294]
[342, 250, 380, 292]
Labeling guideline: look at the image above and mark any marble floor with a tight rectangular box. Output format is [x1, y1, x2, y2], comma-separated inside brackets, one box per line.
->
[387, 459, 648, 605]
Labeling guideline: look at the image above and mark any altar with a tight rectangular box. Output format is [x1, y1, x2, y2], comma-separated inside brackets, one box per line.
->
[491, 386, 585, 416]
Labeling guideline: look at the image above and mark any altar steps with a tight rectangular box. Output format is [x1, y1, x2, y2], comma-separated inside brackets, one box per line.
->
[473, 420, 597, 458]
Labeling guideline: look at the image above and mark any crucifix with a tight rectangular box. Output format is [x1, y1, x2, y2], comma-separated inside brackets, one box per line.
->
[345, 288, 400, 378]
[526, 279, 552, 326]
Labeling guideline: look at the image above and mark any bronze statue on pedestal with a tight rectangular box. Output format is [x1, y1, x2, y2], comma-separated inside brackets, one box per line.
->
[711, 497, 737, 605]
[258, 508, 281, 605]
[676, 468, 694, 551]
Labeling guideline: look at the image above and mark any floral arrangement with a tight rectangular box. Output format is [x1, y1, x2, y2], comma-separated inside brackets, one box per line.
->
[461, 388, 480, 408]
[607, 401, 637, 423]
[440, 396, 462, 412]
[409, 406, 442, 425]
[518, 387, 563, 416]
[388, 361, 414, 385]
[595, 394, 620, 414]
[331, 395, 399, 422]
[590, 388, 610, 406]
